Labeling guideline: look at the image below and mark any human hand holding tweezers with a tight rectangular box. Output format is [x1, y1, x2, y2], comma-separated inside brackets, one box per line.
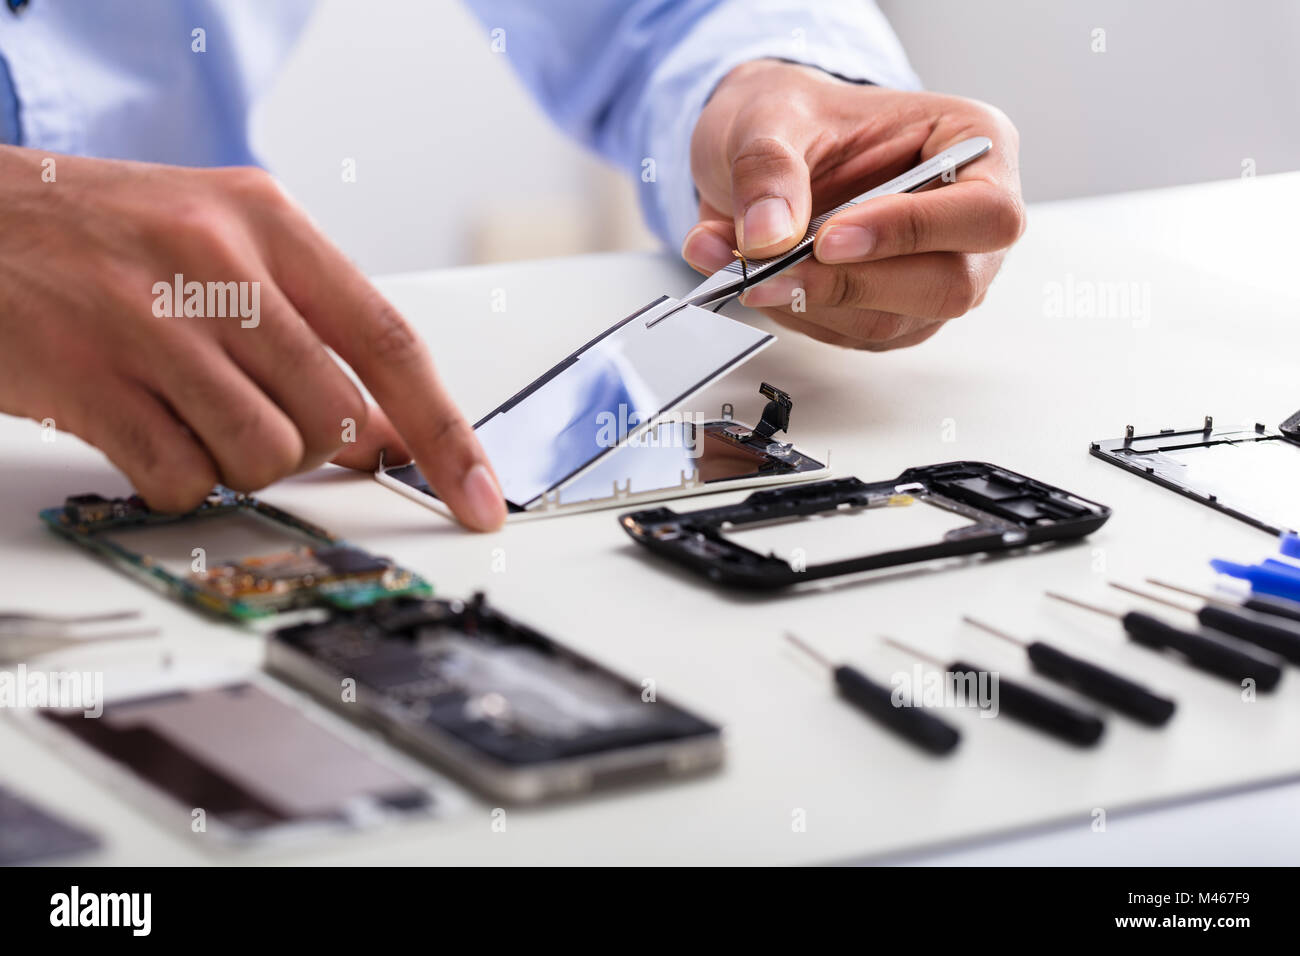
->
[653, 136, 992, 327]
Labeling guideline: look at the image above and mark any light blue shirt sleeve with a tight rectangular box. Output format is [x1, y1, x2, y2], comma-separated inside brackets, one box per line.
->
[0, 0, 917, 250]
[461, 0, 920, 247]
[0, 0, 312, 166]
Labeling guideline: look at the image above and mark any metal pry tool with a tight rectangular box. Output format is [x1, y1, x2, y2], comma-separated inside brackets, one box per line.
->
[649, 136, 993, 326]
[0, 609, 158, 664]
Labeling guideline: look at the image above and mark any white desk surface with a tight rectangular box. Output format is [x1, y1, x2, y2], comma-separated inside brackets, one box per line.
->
[4, 172, 1299, 866]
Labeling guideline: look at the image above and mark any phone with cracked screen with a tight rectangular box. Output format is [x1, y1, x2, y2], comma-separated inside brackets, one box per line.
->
[375, 296, 829, 520]
[267, 593, 723, 803]
[27, 666, 457, 849]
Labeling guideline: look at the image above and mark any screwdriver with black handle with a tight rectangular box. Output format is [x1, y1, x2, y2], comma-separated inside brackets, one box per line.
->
[1148, 578, 1300, 626]
[1111, 581, 1300, 664]
[1133, 580, 1300, 660]
[882, 637, 1105, 746]
[784, 632, 961, 755]
[962, 616, 1176, 726]
[1046, 591, 1283, 691]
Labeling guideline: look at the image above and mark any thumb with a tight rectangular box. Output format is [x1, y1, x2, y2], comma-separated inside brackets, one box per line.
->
[728, 132, 813, 259]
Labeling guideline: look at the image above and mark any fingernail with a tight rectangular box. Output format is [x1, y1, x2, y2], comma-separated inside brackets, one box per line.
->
[741, 197, 795, 251]
[461, 463, 506, 531]
[681, 227, 735, 272]
[739, 275, 802, 309]
[817, 225, 875, 263]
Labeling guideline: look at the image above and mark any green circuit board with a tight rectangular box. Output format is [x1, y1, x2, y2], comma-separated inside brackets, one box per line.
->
[40, 488, 431, 624]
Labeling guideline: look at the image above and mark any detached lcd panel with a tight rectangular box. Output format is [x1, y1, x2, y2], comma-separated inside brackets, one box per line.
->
[43, 683, 433, 837]
[557, 421, 823, 506]
[471, 296, 773, 509]
[386, 419, 827, 511]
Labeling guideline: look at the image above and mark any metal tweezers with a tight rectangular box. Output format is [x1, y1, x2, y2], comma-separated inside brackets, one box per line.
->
[0, 610, 158, 663]
[648, 135, 992, 327]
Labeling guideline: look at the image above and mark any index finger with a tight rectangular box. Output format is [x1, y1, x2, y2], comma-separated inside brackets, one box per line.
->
[814, 173, 1026, 265]
[813, 125, 1025, 265]
[264, 214, 507, 532]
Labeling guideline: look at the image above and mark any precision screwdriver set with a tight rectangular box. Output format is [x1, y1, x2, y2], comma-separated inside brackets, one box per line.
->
[776, 546, 1300, 761]
[780, 567, 1300, 760]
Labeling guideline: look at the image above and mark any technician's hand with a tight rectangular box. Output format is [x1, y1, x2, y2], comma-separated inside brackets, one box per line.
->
[683, 60, 1025, 350]
[0, 148, 506, 530]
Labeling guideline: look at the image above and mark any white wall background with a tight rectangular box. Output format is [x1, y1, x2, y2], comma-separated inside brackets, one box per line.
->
[877, 0, 1300, 201]
[251, 0, 656, 275]
[252, 0, 1300, 276]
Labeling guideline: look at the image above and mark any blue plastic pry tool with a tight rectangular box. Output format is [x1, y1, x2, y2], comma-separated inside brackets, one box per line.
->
[1280, 533, 1300, 560]
[1211, 558, 1300, 603]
